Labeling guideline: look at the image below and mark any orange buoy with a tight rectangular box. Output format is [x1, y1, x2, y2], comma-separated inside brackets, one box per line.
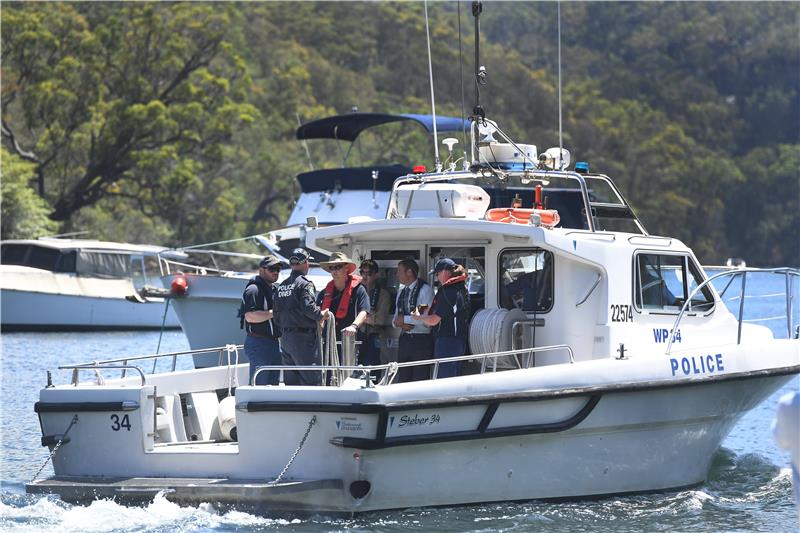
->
[486, 207, 560, 228]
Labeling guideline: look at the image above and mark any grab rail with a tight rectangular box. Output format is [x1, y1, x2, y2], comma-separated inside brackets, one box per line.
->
[59, 345, 244, 385]
[253, 343, 575, 386]
[59, 365, 146, 386]
[666, 267, 799, 354]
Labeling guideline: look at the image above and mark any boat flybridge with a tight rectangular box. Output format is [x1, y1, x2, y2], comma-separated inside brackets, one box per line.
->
[27, 121, 799, 513]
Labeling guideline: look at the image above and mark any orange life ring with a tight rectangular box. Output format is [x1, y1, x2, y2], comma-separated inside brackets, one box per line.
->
[486, 208, 561, 228]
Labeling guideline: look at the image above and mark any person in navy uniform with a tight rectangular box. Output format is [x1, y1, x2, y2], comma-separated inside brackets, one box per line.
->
[413, 258, 471, 378]
[393, 258, 434, 382]
[317, 252, 370, 357]
[241, 255, 282, 386]
[273, 248, 326, 386]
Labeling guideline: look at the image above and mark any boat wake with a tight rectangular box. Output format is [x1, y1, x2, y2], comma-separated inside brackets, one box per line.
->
[1, 450, 794, 532]
[0, 491, 301, 532]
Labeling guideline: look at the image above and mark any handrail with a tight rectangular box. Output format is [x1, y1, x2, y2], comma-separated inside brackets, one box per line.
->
[68, 345, 242, 367]
[252, 344, 575, 386]
[665, 267, 800, 355]
[576, 274, 602, 307]
[60, 365, 146, 386]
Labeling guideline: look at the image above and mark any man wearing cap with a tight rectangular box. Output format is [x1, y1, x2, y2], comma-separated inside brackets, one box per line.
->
[241, 256, 282, 386]
[273, 248, 326, 386]
[317, 253, 370, 356]
[393, 258, 435, 382]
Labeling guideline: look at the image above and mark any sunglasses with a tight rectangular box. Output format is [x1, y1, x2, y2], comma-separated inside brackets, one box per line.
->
[330, 264, 346, 271]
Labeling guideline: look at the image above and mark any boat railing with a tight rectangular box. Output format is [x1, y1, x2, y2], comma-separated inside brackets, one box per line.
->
[55, 343, 573, 387]
[157, 250, 263, 277]
[58, 345, 245, 386]
[253, 343, 574, 387]
[666, 267, 799, 354]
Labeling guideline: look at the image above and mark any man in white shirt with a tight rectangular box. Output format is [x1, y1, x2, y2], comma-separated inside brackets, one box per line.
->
[392, 259, 435, 382]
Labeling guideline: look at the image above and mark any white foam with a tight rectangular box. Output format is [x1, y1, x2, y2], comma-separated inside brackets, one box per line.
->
[0, 492, 297, 532]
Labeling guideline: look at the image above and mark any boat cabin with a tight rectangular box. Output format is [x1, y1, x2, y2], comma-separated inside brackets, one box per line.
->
[307, 168, 722, 367]
[0, 238, 184, 292]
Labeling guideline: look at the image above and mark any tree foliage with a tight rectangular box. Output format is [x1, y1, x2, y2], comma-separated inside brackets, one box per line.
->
[1, 1, 797, 265]
[1, 147, 58, 239]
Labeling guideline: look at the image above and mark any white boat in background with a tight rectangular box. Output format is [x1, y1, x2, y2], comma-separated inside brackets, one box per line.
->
[0, 238, 182, 330]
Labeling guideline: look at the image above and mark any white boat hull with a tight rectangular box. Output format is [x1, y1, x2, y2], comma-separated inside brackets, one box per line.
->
[1, 289, 179, 330]
[28, 341, 799, 512]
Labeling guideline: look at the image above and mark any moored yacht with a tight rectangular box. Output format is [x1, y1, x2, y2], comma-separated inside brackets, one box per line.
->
[1, 238, 182, 330]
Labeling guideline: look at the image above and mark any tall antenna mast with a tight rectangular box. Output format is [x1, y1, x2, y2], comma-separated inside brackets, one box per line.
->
[471, 1, 485, 163]
[424, 0, 441, 171]
[557, 1, 564, 169]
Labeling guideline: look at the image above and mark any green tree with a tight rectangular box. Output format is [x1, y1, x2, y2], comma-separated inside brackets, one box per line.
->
[1, 147, 58, 239]
[1, 2, 256, 227]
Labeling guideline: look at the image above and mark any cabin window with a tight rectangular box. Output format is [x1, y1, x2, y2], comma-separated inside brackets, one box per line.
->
[75, 252, 129, 278]
[634, 253, 713, 312]
[499, 249, 554, 313]
[27, 246, 61, 270]
[55, 251, 76, 273]
[427, 247, 485, 294]
[0, 244, 29, 265]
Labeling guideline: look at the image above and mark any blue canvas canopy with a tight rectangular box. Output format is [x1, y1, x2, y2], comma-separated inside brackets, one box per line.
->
[296, 112, 469, 142]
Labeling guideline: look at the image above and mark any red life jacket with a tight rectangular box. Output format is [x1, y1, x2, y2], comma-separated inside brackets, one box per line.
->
[321, 274, 362, 320]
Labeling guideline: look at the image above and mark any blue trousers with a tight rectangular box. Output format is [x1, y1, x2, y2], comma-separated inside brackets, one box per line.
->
[245, 336, 282, 386]
[434, 336, 466, 379]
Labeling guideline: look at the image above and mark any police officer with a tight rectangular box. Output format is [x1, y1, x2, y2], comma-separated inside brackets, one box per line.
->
[241, 255, 282, 386]
[273, 248, 326, 386]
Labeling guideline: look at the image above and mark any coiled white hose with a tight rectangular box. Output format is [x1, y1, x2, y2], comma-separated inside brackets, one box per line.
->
[469, 308, 528, 369]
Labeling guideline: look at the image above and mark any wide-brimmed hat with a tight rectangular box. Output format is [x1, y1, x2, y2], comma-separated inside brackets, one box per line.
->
[320, 252, 357, 274]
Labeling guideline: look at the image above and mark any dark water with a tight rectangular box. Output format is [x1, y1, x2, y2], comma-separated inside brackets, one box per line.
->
[2, 272, 798, 532]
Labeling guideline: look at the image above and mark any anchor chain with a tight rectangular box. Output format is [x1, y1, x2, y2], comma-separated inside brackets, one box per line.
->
[271, 415, 316, 485]
[31, 414, 78, 482]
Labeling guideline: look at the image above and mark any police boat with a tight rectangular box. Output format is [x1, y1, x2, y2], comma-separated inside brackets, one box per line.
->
[27, 115, 800, 513]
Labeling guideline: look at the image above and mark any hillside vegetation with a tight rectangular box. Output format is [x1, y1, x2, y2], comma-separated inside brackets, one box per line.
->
[2, 2, 798, 265]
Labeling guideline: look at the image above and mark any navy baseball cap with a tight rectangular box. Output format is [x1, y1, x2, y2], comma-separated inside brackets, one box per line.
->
[259, 256, 281, 269]
[289, 248, 313, 264]
[434, 258, 456, 273]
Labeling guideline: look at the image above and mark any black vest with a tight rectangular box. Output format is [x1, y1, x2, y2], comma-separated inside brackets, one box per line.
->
[240, 276, 278, 338]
